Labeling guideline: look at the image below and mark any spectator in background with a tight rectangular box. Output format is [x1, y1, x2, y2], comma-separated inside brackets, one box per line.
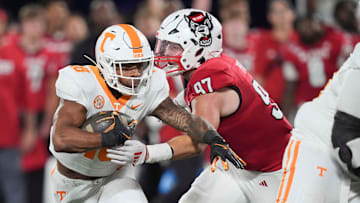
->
[0, 8, 27, 203]
[64, 14, 88, 46]
[133, 3, 162, 48]
[60, 14, 89, 65]
[252, 0, 298, 106]
[221, 0, 259, 73]
[333, 0, 360, 54]
[135, 0, 184, 48]
[7, 4, 63, 203]
[219, 0, 250, 22]
[45, 0, 69, 40]
[281, 14, 346, 122]
[334, 0, 358, 34]
[162, 0, 188, 18]
[147, 0, 209, 21]
[70, 0, 122, 65]
[45, 0, 72, 67]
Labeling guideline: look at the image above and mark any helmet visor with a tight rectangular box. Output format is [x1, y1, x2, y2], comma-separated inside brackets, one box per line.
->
[154, 40, 185, 75]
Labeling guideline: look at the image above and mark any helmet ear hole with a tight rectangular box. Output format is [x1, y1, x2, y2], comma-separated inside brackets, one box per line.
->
[195, 48, 204, 57]
[198, 57, 206, 64]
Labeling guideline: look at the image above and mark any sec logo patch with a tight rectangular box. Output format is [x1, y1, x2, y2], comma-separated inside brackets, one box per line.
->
[93, 95, 105, 109]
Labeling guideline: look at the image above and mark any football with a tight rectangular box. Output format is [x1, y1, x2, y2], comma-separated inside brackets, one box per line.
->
[81, 111, 132, 133]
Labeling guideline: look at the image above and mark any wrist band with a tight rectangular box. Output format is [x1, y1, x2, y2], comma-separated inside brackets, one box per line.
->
[145, 143, 173, 164]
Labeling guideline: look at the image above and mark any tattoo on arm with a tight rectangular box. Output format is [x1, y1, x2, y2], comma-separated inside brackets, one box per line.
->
[152, 97, 214, 142]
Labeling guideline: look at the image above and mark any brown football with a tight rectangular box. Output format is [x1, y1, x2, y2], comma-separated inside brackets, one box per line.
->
[81, 111, 131, 133]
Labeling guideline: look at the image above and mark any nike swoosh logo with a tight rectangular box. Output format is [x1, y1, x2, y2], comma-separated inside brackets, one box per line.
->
[131, 103, 143, 109]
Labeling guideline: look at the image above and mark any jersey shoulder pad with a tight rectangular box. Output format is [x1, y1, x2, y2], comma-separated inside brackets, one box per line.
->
[55, 65, 94, 104]
[149, 67, 169, 92]
[188, 59, 234, 95]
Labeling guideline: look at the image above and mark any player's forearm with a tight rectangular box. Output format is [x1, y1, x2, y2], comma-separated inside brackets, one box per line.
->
[145, 135, 205, 163]
[53, 125, 102, 153]
[168, 135, 206, 160]
[152, 97, 215, 143]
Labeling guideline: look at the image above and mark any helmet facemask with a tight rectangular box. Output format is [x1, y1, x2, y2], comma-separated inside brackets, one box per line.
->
[97, 53, 154, 96]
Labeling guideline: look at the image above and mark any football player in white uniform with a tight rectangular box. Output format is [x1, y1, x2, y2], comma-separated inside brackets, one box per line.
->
[49, 24, 243, 203]
[275, 43, 360, 203]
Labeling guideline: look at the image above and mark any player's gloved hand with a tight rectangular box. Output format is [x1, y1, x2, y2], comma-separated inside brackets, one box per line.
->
[106, 140, 146, 166]
[203, 130, 246, 172]
[101, 112, 136, 147]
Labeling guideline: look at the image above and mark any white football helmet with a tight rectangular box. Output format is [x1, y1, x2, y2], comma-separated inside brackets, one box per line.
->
[95, 24, 154, 95]
[155, 9, 223, 75]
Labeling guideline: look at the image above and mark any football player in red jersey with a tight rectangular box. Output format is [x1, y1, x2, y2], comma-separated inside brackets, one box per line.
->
[107, 9, 293, 203]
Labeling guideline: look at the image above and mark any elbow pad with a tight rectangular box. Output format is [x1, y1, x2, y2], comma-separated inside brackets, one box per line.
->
[331, 111, 360, 178]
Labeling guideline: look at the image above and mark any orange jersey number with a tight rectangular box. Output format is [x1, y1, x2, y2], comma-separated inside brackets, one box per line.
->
[71, 65, 90, 73]
[84, 148, 110, 162]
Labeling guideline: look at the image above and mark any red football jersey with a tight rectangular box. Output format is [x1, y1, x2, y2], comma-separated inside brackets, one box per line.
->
[8, 40, 63, 112]
[252, 30, 299, 104]
[223, 31, 259, 73]
[45, 35, 72, 67]
[282, 29, 345, 106]
[0, 44, 27, 147]
[185, 53, 292, 172]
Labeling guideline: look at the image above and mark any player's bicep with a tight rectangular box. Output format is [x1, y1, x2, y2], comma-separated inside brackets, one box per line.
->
[52, 100, 87, 150]
[55, 100, 87, 133]
[191, 93, 222, 129]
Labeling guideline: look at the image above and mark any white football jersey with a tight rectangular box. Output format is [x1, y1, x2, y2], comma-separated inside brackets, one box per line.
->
[294, 43, 360, 147]
[49, 65, 169, 177]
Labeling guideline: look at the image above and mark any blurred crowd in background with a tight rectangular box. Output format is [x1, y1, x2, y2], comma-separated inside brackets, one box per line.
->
[1, 0, 360, 202]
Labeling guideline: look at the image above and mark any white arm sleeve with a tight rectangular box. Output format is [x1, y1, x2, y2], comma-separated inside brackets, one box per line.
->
[336, 68, 360, 118]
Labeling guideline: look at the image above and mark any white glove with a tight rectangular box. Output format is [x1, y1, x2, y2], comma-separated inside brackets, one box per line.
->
[106, 140, 147, 166]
